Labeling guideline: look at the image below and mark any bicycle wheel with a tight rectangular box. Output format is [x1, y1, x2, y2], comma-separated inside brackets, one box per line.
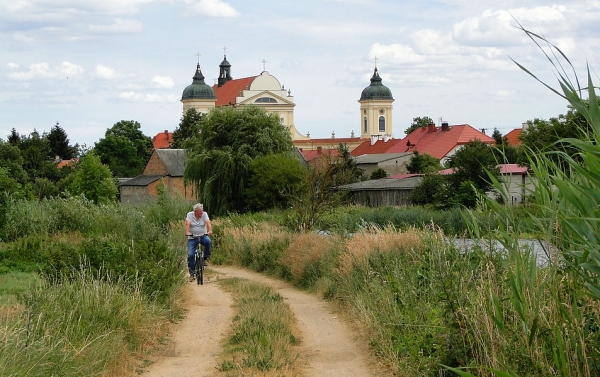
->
[194, 250, 201, 285]
[198, 253, 204, 285]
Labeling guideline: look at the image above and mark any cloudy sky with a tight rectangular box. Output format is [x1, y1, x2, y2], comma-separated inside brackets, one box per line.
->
[1, 0, 599, 147]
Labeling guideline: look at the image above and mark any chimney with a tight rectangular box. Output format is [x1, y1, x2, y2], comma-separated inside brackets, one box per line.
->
[383, 134, 391, 142]
[441, 122, 449, 132]
[428, 123, 436, 133]
[371, 134, 380, 145]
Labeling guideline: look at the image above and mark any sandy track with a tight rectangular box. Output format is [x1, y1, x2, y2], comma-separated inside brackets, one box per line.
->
[141, 266, 377, 377]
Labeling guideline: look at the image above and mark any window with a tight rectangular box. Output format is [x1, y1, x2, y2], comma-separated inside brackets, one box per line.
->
[379, 116, 385, 132]
[255, 97, 277, 103]
[364, 117, 367, 133]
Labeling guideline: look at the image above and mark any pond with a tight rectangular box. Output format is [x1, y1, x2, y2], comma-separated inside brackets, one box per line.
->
[450, 238, 559, 266]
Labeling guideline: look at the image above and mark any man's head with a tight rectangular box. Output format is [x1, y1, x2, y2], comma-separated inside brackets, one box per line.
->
[193, 203, 203, 215]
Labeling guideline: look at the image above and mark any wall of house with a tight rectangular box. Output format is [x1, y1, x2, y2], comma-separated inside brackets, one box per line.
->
[143, 153, 169, 175]
[121, 186, 150, 205]
[487, 174, 536, 204]
[350, 189, 413, 207]
[378, 155, 412, 175]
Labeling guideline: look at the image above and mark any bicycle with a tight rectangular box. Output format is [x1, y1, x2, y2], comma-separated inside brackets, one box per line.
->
[191, 234, 207, 285]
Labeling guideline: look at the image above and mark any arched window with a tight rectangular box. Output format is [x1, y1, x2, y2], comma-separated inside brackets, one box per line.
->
[364, 117, 367, 133]
[379, 116, 385, 132]
[255, 97, 277, 103]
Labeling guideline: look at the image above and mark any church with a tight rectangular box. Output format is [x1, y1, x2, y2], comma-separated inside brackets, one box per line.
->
[179, 53, 396, 155]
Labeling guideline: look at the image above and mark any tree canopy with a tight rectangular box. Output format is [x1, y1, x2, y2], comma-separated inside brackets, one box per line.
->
[172, 108, 203, 149]
[70, 152, 118, 204]
[184, 105, 295, 215]
[47, 122, 78, 160]
[406, 151, 441, 174]
[405, 116, 434, 135]
[94, 120, 153, 178]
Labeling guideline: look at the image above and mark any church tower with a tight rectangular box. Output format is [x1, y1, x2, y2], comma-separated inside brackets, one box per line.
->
[181, 62, 216, 115]
[358, 67, 394, 140]
[218, 54, 232, 87]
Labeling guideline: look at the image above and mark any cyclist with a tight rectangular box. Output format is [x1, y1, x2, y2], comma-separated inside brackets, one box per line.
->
[184, 203, 213, 281]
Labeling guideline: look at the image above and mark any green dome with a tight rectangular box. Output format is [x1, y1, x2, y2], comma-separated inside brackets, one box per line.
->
[181, 64, 216, 100]
[360, 68, 393, 100]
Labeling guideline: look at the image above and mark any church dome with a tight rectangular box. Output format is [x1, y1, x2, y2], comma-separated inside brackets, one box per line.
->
[360, 68, 393, 100]
[182, 64, 216, 100]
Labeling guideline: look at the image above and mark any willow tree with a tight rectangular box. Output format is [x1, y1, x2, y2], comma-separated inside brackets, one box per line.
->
[184, 105, 294, 215]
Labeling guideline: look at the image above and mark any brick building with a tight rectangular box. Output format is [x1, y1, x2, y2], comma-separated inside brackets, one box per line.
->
[120, 149, 195, 204]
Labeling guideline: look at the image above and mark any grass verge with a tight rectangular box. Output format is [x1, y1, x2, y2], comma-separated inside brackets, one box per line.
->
[215, 278, 302, 376]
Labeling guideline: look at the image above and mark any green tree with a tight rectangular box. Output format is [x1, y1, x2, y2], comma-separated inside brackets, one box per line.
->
[245, 154, 305, 211]
[0, 140, 30, 186]
[7, 128, 20, 145]
[18, 129, 59, 181]
[444, 140, 500, 208]
[47, 122, 78, 160]
[184, 105, 294, 215]
[410, 172, 446, 206]
[70, 152, 118, 204]
[370, 168, 388, 180]
[491, 128, 503, 145]
[94, 120, 153, 177]
[406, 151, 441, 174]
[405, 116, 434, 135]
[333, 143, 364, 185]
[172, 108, 203, 149]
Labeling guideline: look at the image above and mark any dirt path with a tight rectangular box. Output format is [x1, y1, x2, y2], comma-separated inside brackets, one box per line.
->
[141, 266, 377, 377]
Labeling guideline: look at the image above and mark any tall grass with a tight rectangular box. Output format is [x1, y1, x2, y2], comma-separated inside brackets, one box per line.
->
[0, 270, 170, 376]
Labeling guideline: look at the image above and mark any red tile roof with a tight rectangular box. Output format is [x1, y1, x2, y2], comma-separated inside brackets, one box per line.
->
[504, 128, 522, 146]
[300, 148, 339, 162]
[212, 76, 257, 106]
[350, 138, 403, 156]
[153, 130, 172, 149]
[57, 158, 78, 168]
[387, 124, 496, 159]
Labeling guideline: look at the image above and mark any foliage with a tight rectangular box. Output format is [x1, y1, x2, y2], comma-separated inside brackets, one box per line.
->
[94, 120, 153, 177]
[217, 278, 301, 374]
[245, 153, 305, 211]
[70, 152, 118, 204]
[47, 122, 78, 160]
[184, 105, 294, 215]
[491, 127, 503, 144]
[406, 150, 441, 174]
[369, 167, 388, 179]
[172, 107, 203, 149]
[405, 116, 434, 135]
[410, 173, 446, 207]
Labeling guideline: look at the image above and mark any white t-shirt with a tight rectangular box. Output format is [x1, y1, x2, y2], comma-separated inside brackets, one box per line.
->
[186, 211, 209, 238]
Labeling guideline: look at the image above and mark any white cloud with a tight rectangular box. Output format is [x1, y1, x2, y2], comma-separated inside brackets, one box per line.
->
[0, 0, 156, 19]
[61, 62, 84, 78]
[8, 62, 54, 80]
[185, 0, 240, 17]
[152, 75, 175, 89]
[89, 18, 144, 34]
[95, 65, 115, 79]
[119, 92, 178, 102]
[369, 43, 425, 65]
[7, 63, 19, 69]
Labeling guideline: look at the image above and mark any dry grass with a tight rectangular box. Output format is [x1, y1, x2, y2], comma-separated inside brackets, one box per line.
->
[281, 232, 340, 283]
[338, 224, 425, 275]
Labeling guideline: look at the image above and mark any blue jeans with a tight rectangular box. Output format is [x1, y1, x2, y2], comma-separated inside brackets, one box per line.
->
[187, 235, 211, 275]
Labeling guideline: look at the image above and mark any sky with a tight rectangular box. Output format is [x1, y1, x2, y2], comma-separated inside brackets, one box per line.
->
[1, 0, 600, 148]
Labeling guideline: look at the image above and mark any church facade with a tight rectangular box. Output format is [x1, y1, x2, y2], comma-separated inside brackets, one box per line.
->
[180, 56, 395, 150]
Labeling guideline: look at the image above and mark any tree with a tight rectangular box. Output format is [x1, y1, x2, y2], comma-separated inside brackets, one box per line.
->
[491, 128, 503, 145]
[410, 173, 446, 207]
[406, 151, 441, 174]
[18, 129, 58, 181]
[94, 120, 153, 177]
[444, 140, 500, 207]
[47, 122, 78, 160]
[370, 168, 388, 180]
[405, 116, 434, 135]
[185, 105, 294, 215]
[172, 108, 203, 149]
[332, 143, 364, 185]
[70, 152, 118, 204]
[7, 128, 20, 146]
[245, 154, 305, 211]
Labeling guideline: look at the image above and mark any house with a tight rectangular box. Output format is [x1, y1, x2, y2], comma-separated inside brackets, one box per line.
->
[337, 174, 423, 207]
[353, 153, 413, 177]
[388, 123, 496, 165]
[120, 149, 195, 204]
[340, 164, 533, 208]
[504, 128, 522, 146]
[153, 130, 173, 149]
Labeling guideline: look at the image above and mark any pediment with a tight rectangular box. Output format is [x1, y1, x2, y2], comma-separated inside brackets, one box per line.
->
[238, 90, 295, 106]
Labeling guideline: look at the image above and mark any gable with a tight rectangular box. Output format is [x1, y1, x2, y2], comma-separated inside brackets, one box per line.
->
[237, 90, 295, 107]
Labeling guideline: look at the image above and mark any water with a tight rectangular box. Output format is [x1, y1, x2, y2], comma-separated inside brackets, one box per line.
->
[450, 238, 558, 266]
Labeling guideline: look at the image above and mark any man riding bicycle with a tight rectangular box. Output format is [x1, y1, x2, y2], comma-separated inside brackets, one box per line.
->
[185, 203, 213, 281]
